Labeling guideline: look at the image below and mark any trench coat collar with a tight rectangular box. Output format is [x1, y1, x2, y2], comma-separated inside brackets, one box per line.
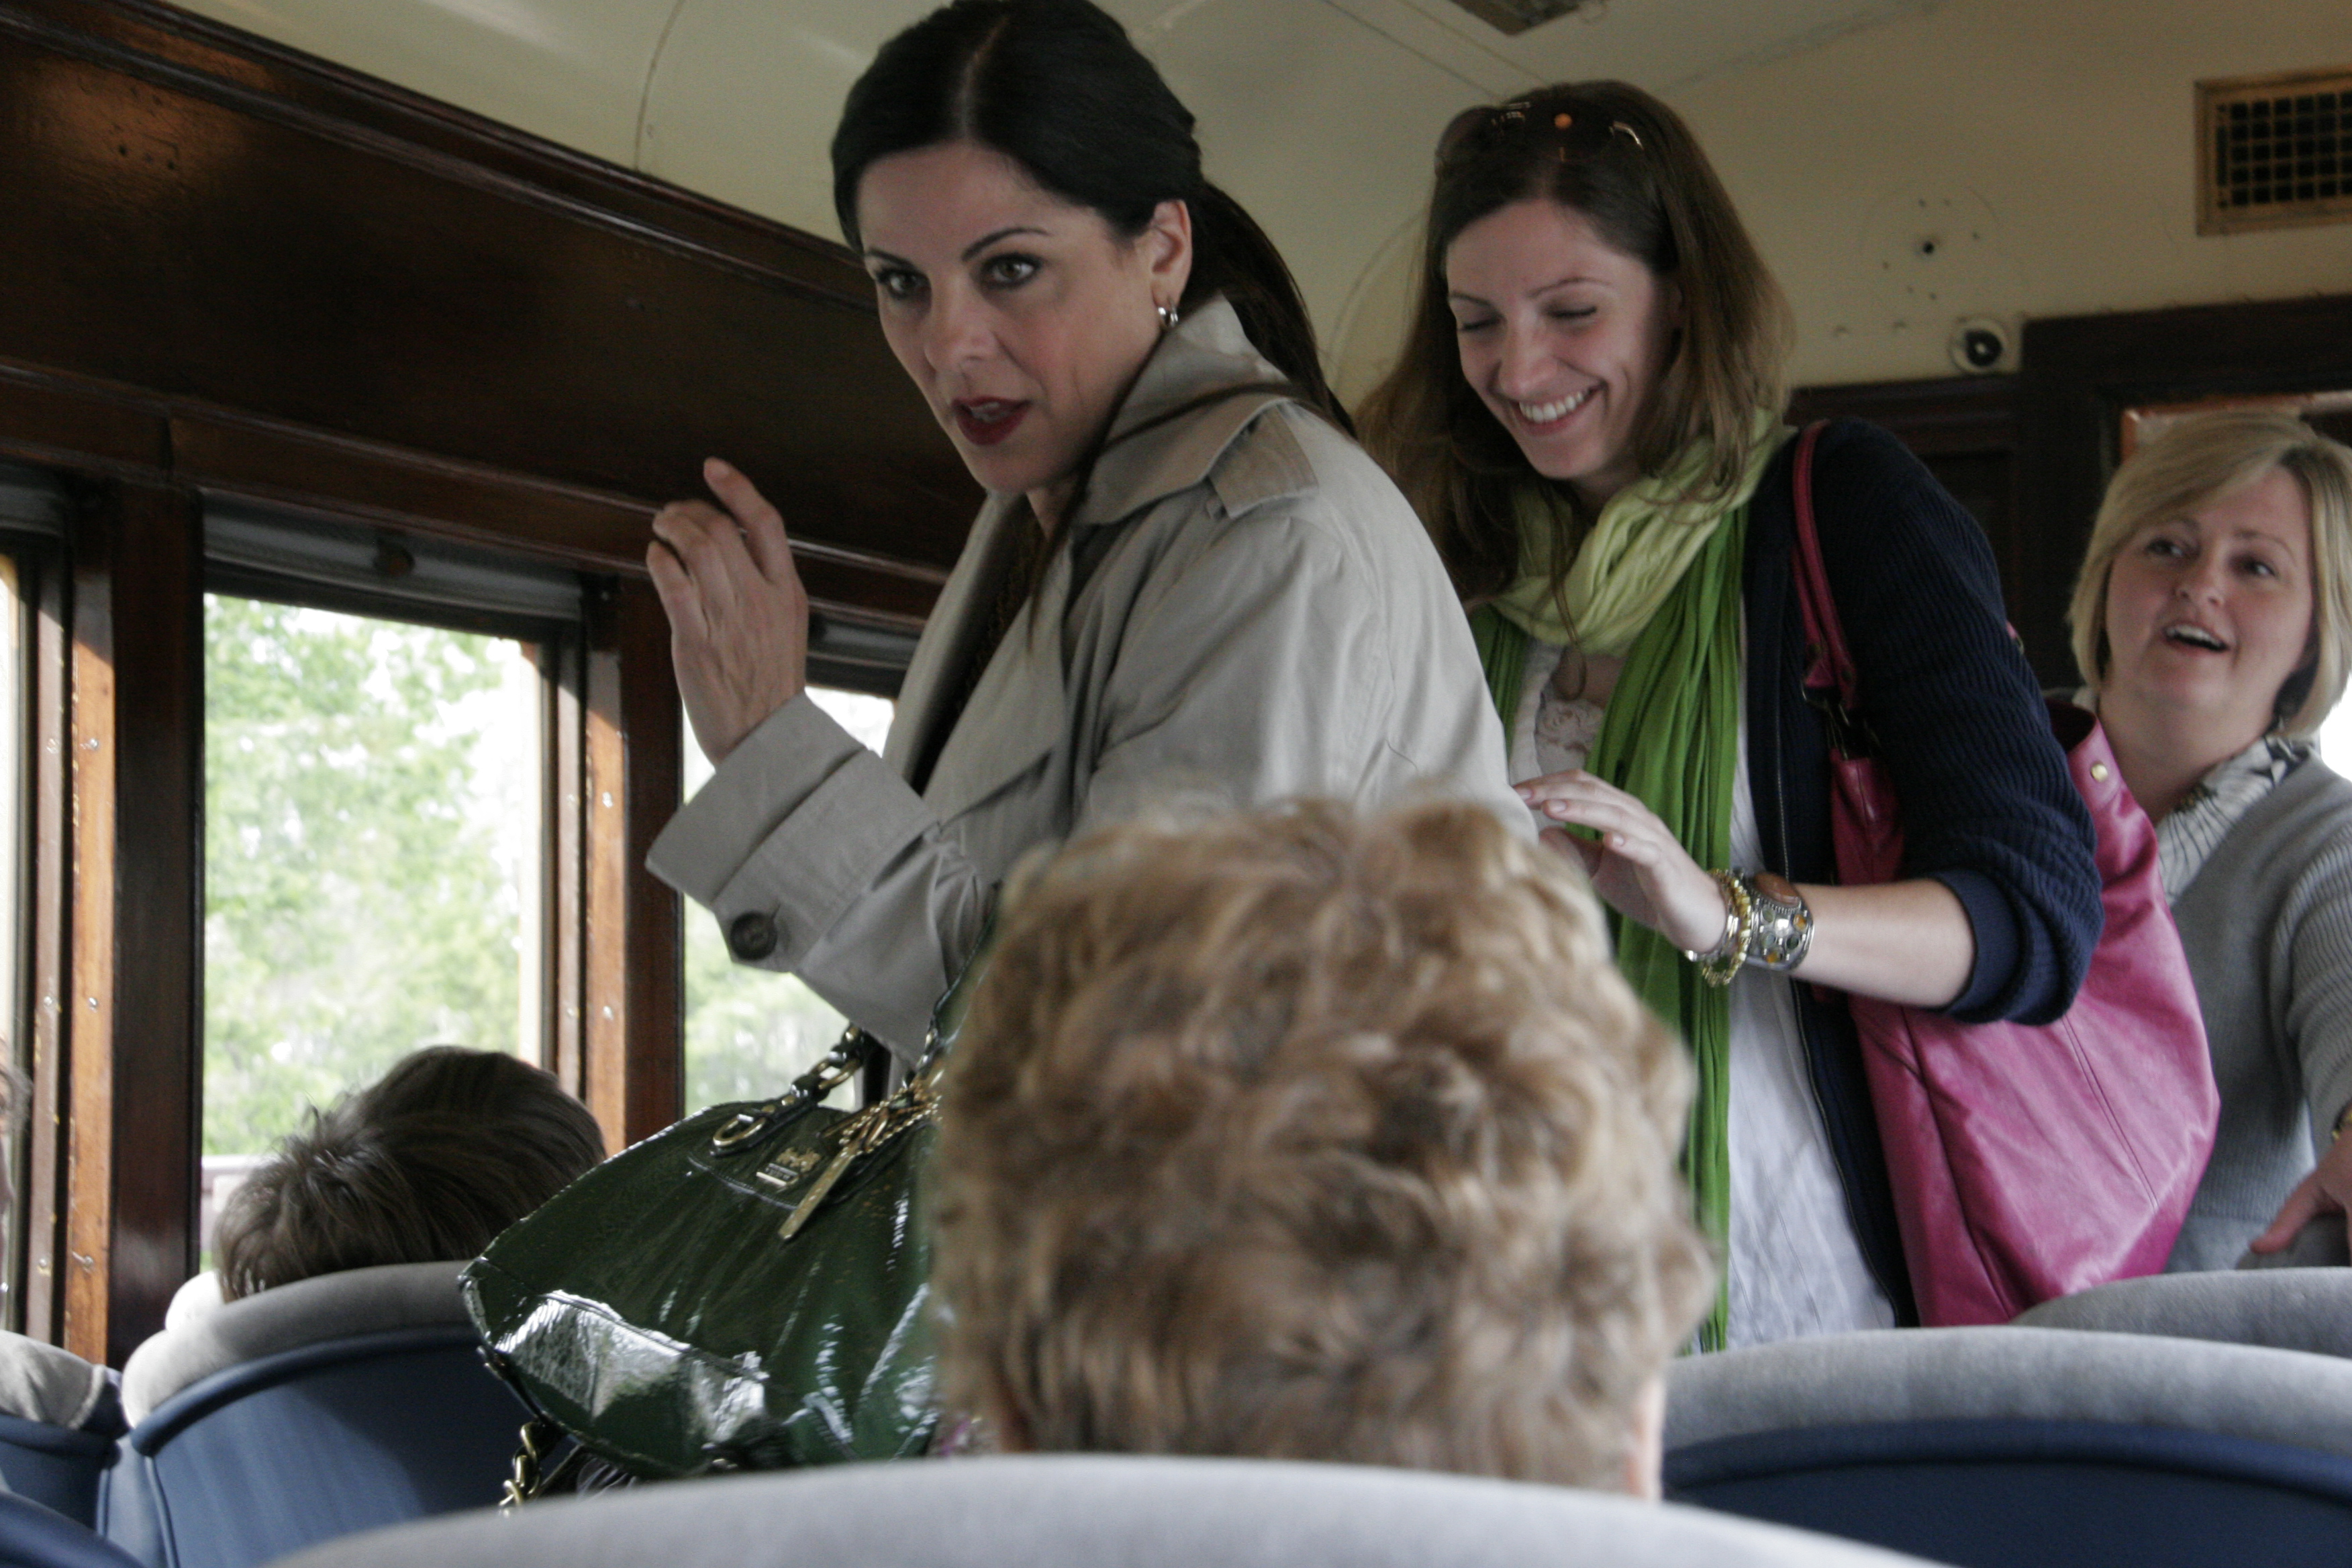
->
[881, 487, 1031, 789]
[1068, 295, 1297, 530]
[885, 299, 1294, 815]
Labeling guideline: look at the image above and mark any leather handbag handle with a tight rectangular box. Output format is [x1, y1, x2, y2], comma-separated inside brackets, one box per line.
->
[1790, 420, 1861, 710]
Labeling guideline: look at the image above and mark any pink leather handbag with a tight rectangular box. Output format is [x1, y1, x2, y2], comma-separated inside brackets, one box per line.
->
[1789, 422, 2218, 1326]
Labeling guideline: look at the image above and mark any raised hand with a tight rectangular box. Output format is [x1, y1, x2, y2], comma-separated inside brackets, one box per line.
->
[646, 458, 811, 765]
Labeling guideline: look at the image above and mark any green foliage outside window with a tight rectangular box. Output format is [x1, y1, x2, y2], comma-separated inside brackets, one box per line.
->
[204, 596, 528, 1156]
[679, 688, 891, 1113]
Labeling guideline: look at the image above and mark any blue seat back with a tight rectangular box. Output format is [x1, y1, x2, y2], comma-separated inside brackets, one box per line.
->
[100, 1326, 524, 1568]
[0, 1489, 146, 1568]
[0, 1414, 116, 1528]
[1668, 1418, 2352, 1568]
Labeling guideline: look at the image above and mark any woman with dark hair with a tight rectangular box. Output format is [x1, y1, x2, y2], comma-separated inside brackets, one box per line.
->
[214, 1047, 607, 1299]
[1360, 83, 2102, 1345]
[644, 0, 1519, 1059]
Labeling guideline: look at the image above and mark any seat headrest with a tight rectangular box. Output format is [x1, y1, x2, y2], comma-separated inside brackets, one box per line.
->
[2013, 1266, 2352, 1357]
[121, 1261, 471, 1424]
[270, 1453, 1941, 1568]
[1665, 1325, 2352, 1459]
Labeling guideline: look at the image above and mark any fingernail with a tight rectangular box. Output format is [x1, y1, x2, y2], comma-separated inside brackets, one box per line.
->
[707, 457, 732, 476]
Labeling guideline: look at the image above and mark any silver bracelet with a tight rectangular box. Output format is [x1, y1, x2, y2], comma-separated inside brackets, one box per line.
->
[1742, 872, 1814, 973]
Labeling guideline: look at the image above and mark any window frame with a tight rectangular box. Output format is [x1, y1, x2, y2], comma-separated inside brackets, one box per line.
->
[0, 0, 947, 1362]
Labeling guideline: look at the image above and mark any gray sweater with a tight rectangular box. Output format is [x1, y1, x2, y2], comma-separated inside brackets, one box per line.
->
[2167, 754, 2352, 1271]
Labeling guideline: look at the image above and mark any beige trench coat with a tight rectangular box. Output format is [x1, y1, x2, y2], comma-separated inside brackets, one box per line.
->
[647, 300, 1524, 1059]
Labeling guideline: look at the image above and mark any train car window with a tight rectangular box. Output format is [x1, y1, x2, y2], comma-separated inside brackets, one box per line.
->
[681, 688, 894, 1112]
[198, 503, 583, 1251]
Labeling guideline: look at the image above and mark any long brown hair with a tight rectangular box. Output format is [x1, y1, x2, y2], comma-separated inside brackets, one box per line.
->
[1358, 81, 1792, 607]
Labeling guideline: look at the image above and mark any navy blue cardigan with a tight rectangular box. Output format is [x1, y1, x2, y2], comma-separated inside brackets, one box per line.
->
[1742, 419, 2103, 1322]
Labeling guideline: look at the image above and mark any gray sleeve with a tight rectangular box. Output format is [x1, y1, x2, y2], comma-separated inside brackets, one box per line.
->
[2284, 824, 2352, 1140]
[645, 695, 981, 1061]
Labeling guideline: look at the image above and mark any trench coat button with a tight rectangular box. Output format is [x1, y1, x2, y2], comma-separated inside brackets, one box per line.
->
[728, 911, 781, 961]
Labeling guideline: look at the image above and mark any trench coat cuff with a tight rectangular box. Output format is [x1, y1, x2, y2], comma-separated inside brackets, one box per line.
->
[647, 696, 932, 969]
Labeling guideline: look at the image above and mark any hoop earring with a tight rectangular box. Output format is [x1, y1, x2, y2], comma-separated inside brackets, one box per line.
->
[1157, 303, 1181, 332]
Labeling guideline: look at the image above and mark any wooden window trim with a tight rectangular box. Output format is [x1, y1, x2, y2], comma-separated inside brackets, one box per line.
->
[64, 480, 203, 1367]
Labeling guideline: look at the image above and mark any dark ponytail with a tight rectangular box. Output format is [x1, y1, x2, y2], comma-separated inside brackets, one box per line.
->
[831, 0, 1347, 432]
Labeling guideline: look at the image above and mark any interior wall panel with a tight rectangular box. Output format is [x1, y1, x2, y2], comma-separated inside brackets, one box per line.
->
[0, 0, 975, 611]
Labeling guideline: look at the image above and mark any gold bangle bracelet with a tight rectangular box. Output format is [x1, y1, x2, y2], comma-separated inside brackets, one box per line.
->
[1693, 869, 1752, 988]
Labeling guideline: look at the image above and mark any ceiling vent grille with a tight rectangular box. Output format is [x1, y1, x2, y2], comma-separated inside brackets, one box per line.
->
[1444, 0, 1592, 36]
[2198, 66, 2352, 236]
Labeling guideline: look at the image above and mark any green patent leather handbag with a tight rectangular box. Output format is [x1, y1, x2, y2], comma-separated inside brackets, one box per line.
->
[463, 979, 972, 1483]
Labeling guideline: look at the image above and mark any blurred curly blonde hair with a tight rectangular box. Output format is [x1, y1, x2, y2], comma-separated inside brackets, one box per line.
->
[931, 798, 1710, 1489]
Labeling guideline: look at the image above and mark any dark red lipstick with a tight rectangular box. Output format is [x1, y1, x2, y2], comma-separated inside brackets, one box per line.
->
[954, 399, 1028, 446]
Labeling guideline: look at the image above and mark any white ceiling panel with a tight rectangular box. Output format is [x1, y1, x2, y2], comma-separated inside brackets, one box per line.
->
[638, 0, 933, 241]
[1330, 0, 1938, 92]
[167, 0, 677, 168]
[1122, 0, 1485, 336]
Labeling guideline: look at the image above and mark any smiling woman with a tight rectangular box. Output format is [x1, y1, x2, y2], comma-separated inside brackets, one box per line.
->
[2066, 411, 2352, 1273]
[640, 0, 1521, 1076]
[1360, 79, 2101, 1349]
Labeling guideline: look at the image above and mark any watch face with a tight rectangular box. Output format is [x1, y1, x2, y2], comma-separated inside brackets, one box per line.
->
[1750, 872, 1803, 905]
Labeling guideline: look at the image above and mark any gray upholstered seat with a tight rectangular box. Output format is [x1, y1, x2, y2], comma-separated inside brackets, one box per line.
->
[119, 1261, 469, 1424]
[275, 1454, 1940, 1568]
[1663, 1327, 2352, 1568]
[2013, 1267, 2352, 1358]
[1665, 1325, 2352, 1457]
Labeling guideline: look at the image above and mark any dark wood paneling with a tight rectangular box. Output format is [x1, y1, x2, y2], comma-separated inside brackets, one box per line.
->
[0, 366, 166, 479]
[0, 0, 975, 614]
[66, 479, 202, 1365]
[582, 580, 681, 1150]
[1787, 375, 2028, 642]
[2017, 293, 2352, 687]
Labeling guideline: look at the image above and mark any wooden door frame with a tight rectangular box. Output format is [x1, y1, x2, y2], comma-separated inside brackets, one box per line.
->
[2015, 293, 2352, 687]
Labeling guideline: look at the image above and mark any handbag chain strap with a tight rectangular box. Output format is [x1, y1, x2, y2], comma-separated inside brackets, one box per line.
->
[707, 916, 991, 1156]
[707, 1030, 877, 1153]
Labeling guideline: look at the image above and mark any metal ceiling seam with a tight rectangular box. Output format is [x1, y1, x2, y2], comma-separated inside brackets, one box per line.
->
[632, 0, 693, 176]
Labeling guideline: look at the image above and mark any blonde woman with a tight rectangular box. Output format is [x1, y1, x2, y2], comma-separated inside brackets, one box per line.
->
[2067, 409, 2352, 1270]
[932, 799, 1710, 1494]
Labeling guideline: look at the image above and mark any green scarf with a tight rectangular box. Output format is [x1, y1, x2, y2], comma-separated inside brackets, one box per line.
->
[1471, 416, 1786, 1353]
[1490, 409, 1782, 656]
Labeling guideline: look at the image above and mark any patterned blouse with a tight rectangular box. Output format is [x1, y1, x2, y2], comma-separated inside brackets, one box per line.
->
[2157, 734, 2309, 904]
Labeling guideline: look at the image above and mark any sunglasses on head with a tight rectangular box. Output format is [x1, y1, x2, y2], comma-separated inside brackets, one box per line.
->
[1436, 91, 1645, 167]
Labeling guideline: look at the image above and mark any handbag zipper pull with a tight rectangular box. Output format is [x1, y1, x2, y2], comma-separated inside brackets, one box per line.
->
[777, 1112, 883, 1241]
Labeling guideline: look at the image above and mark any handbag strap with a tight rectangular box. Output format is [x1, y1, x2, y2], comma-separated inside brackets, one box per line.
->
[1789, 420, 1858, 707]
[707, 914, 997, 1154]
[1790, 420, 1883, 761]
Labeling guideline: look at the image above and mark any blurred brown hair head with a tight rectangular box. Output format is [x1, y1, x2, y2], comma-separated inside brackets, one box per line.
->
[215, 1046, 605, 1300]
[931, 798, 1710, 1489]
[1359, 81, 1791, 609]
